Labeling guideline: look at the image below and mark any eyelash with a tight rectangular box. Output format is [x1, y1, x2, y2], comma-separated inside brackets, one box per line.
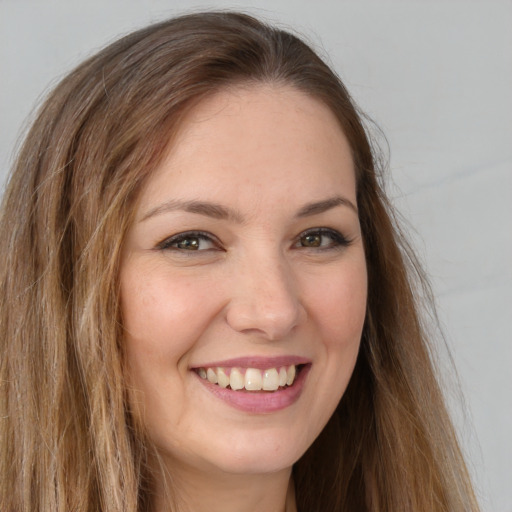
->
[157, 231, 218, 252]
[294, 228, 352, 250]
[156, 228, 352, 253]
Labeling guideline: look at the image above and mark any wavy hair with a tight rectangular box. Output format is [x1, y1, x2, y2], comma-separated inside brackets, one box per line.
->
[0, 11, 479, 512]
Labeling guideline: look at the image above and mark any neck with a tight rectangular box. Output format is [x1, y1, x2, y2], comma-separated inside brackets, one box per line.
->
[151, 459, 296, 512]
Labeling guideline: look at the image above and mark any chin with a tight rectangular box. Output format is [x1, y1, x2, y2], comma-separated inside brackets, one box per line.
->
[208, 451, 297, 476]
[203, 426, 310, 475]
[155, 425, 308, 477]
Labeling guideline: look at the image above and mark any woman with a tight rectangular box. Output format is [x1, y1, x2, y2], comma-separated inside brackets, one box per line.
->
[0, 11, 480, 512]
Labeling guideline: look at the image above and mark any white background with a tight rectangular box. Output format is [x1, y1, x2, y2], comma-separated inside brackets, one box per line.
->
[1, 1, 511, 510]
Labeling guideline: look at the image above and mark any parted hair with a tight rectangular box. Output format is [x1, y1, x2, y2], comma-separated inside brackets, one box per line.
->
[0, 11, 479, 512]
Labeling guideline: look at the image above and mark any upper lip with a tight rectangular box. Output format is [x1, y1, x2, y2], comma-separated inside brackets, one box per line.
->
[190, 355, 311, 370]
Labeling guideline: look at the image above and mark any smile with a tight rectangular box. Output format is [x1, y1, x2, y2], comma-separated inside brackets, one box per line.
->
[196, 365, 299, 392]
[192, 357, 311, 413]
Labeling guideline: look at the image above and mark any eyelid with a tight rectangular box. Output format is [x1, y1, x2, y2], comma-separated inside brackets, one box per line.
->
[295, 227, 352, 249]
[156, 230, 221, 251]
[155, 227, 352, 253]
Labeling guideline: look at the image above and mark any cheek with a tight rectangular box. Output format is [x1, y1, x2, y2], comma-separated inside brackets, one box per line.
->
[120, 264, 220, 426]
[306, 260, 368, 349]
[295, 259, 367, 441]
[120, 263, 218, 362]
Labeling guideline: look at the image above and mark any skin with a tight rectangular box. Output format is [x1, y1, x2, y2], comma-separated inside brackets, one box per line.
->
[120, 84, 368, 512]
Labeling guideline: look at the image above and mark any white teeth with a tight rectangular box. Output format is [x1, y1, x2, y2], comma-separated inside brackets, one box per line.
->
[217, 367, 230, 388]
[197, 365, 300, 391]
[286, 365, 296, 386]
[263, 368, 279, 391]
[245, 368, 263, 390]
[206, 368, 218, 384]
[230, 368, 244, 390]
[278, 367, 287, 387]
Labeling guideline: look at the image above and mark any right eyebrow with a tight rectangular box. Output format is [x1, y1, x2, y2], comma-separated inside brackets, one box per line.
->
[139, 199, 245, 223]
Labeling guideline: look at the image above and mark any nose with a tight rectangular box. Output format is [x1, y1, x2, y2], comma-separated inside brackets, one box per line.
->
[225, 253, 305, 341]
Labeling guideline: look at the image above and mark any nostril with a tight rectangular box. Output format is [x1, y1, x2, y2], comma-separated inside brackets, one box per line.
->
[225, 298, 304, 341]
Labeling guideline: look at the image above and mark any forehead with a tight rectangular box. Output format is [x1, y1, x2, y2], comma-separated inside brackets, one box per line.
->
[138, 84, 356, 216]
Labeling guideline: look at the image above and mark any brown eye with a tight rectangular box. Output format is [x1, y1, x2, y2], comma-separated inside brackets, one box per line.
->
[301, 234, 322, 247]
[296, 228, 351, 250]
[158, 231, 218, 252]
[176, 237, 201, 250]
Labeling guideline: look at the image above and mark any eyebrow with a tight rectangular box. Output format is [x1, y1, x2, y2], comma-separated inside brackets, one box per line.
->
[140, 199, 244, 223]
[295, 196, 358, 217]
[140, 195, 357, 223]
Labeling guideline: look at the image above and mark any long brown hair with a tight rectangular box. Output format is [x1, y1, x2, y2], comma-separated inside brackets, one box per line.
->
[0, 11, 479, 511]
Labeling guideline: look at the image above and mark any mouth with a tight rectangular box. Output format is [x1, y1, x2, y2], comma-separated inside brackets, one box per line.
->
[195, 364, 305, 392]
[191, 357, 311, 413]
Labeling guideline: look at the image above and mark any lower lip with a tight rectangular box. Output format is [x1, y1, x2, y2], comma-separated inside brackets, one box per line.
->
[195, 365, 311, 413]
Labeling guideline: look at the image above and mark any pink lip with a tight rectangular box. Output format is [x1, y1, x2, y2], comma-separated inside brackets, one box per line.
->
[194, 362, 311, 414]
[191, 355, 311, 370]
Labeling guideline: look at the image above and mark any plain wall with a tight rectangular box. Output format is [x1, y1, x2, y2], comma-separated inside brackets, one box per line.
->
[1, 1, 511, 510]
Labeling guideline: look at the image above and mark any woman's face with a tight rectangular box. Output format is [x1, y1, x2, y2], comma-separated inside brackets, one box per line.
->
[120, 85, 367, 478]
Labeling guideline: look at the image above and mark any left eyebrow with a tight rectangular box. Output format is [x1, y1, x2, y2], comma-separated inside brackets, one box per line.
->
[295, 196, 358, 217]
